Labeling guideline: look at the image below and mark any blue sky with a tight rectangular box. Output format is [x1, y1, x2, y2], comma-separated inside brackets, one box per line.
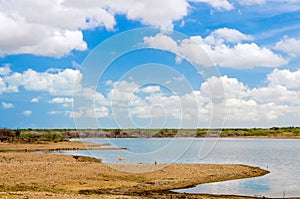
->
[1, 0, 300, 129]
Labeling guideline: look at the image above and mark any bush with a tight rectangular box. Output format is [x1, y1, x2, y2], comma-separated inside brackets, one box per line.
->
[41, 133, 64, 142]
[0, 128, 15, 142]
[19, 133, 39, 139]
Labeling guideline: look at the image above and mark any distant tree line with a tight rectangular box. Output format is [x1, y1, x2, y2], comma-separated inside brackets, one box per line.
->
[1, 127, 300, 141]
[0, 128, 65, 143]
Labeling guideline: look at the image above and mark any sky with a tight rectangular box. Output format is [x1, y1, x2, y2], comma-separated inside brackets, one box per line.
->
[0, 0, 300, 129]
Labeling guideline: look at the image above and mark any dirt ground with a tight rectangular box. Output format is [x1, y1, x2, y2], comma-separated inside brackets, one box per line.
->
[0, 142, 270, 198]
[0, 141, 125, 152]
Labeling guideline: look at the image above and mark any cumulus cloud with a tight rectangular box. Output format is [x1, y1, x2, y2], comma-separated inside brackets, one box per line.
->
[0, 77, 7, 95]
[0, 64, 11, 75]
[65, 105, 109, 119]
[0, 0, 187, 56]
[2, 68, 81, 96]
[141, 85, 161, 93]
[50, 97, 73, 108]
[189, 0, 234, 10]
[209, 28, 253, 43]
[267, 68, 300, 90]
[30, 97, 40, 103]
[68, 68, 300, 127]
[237, 0, 266, 5]
[22, 110, 32, 116]
[48, 111, 62, 115]
[93, 73, 297, 126]
[0, 77, 18, 95]
[3, 65, 299, 126]
[86, 106, 110, 118]
[203, 72, 299, 123]
[237, 0, 300, 6]
[106, 0, 189, 30]
[252, 85, 298, 104]
[0, 12, 88, 57]
[108, 80, 140, 104]
[0, 65, 17, 94]
[201, 75, 249, 99]
[1, 0, 277, 57]
[10, 30, 87, 58]
[50, 97, 73, 104]
[144, 29, 288, 68]
[0, 0, 115, 57]
[275, 36, 300, 57]
[1, 102, 14, 109]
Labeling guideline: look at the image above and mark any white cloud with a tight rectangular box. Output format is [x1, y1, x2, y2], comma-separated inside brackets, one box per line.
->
[65, 105, 109, 119]
[275, 36, 300, 57]
[267, 68, 300, 90]
[0, 0, 116, 57]
[2, 66, 298, 126]
[257, 103, 289, 121]
[65, 110, 84, 119]
[0, 77, 18, 95]
[0, 13, 88, 57]
[237, 0, 300, 6]
[0, 64, 11, 75]
[172, 76, 185, 82]
[199, 71, 300, 123]
[210, 42, 287, 68]
[141, 85, 160, 93]
[72, 61, 81, 69]
[1, 102, 14, 109]
[11, 30, 87, 58]
[189, 0, 234, 10]
[86, 106, 109, 118]
[201, 75, 249, 99]
[252, 85, 299, 104]
[30, 97, 40, 103]
[48, 111, 62, 115]
[0, 77, 6, 94]
[107, 0, 189, 30]
[109, 80, 140, 104]
[69, 68, 300, 127]
[50, 97, 73, 104]
[144, 29, 288, 68]
[237, 0, 266, 5]
[0, 0, 187, 56]
[22, 110, 32, 116]
[224, 98, 258, 121]
[96, 74, 291, 124]
[180, 91, 210, 121]
[3, 68, 81, 96]
[209, 28, 253, 43]
[1, 0, 270, 57]
[50, 97, 73, 108]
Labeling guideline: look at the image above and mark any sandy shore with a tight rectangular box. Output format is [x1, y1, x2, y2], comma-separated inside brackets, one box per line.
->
[0, 142, 270, 198]
[0, 141, 126, 152]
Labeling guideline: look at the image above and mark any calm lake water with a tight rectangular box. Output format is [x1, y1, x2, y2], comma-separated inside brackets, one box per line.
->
[57, 138, 300, 198]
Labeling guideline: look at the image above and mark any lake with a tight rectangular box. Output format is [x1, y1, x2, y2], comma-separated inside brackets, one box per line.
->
[56, 138, 300, 198]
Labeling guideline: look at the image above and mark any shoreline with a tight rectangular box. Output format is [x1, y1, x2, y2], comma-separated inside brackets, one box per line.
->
[74, 135, 300, 139]
[0, 141, 127, 152]
[0, 141, 273, 198]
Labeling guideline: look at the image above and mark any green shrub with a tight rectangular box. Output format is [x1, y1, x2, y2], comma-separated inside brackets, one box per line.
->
[19, 133, 39, 139]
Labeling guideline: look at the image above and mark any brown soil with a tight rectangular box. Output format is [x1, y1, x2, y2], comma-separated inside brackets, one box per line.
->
[0, 142, 271, 199]
[0, 141, 126, 152]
